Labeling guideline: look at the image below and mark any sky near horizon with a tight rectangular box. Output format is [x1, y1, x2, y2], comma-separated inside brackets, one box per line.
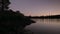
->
[10, 0, 60, 16]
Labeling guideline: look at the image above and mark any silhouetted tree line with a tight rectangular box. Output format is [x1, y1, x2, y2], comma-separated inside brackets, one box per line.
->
[28, 15, 60, 19]
[0, 0, 35, 34]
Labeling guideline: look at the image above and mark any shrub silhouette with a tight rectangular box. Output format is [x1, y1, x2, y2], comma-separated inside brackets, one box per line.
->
[0, 0, 35, 34]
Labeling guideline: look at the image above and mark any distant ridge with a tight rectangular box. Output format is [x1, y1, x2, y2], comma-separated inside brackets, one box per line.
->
[27, 15, 60, 19]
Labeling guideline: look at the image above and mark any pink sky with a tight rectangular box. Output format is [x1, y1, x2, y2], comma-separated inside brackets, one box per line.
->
[10, 0, 60, 16]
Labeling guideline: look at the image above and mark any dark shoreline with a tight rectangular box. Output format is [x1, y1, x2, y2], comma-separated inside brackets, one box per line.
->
[27, 15, 60, 19]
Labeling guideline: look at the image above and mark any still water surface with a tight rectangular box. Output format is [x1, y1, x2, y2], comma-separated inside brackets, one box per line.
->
[25, 19, 60, 34]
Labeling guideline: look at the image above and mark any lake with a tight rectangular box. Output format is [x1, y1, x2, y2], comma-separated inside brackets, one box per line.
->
[25, 19, 60, 34]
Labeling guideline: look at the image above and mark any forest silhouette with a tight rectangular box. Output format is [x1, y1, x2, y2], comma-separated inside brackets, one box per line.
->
[0, 0, 35, 34]
[28, 15, 60, 19]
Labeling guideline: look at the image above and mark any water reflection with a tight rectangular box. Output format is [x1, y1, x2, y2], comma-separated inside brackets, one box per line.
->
[25, 19, 60, 34]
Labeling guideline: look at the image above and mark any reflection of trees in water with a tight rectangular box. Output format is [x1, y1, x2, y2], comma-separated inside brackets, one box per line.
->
[22, 29, 34, 34]
[56, 19, 60, 22]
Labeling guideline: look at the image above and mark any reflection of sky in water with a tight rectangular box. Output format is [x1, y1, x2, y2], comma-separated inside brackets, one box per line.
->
[25, 19, 60, 33]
